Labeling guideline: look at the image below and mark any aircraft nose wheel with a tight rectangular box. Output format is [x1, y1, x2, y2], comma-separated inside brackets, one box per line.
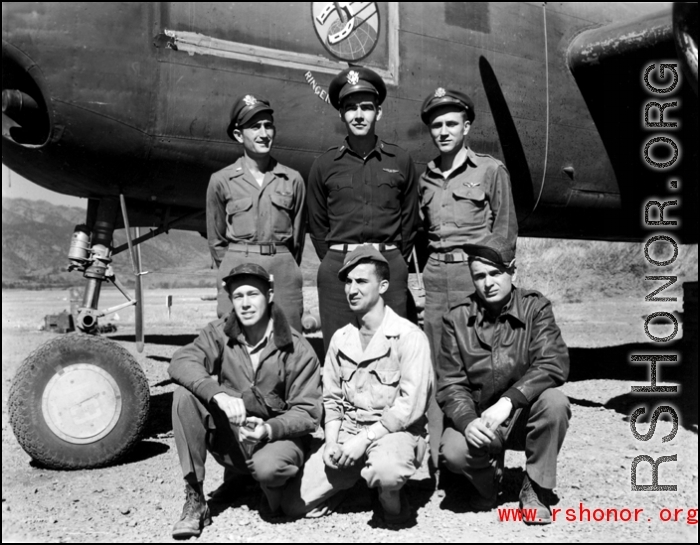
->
[8, 334, 150, 469]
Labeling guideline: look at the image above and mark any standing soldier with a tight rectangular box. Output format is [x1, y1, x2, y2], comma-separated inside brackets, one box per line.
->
[307, 67, 420, 351]
[207, 95, 306, 332]
[418, 88, 518, 469]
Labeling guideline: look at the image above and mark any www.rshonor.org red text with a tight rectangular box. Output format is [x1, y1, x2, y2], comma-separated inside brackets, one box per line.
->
[497, 504, 698, 524]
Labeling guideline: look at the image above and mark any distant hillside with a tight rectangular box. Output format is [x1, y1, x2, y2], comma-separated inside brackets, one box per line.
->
[2, 197, 697, 301]
[2, 198, 212, 289]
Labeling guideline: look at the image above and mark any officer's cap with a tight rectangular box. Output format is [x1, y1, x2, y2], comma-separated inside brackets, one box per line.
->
[222, 263, 271, 292]
[421, 88, 475, 125]
[329, 67, 387, 110]
[464, 234, 516, 268]
[227, 95, 274, 139]
[337, 245, 389, 281]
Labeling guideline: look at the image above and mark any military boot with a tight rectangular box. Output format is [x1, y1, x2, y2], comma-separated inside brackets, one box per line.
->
[172, 481, 211, 539]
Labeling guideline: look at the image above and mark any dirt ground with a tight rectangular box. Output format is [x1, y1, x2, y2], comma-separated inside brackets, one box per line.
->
[2, 288, 698, 543]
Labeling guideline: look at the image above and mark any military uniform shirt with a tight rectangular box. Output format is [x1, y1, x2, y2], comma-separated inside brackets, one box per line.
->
[419, 147, 517, 252]
[207, 156, 306, 267]
[306, 138, 419, 261]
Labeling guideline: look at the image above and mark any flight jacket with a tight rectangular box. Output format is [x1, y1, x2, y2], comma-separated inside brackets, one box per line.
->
[436, 286, 569, 434]
[168, 303, 322, 441]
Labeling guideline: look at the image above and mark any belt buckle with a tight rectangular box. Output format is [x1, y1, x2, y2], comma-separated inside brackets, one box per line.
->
[444, 253, 456, 263]
[260, 243, 275, 255]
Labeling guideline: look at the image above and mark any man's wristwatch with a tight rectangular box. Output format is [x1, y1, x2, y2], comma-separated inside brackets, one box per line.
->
[365, 427, 377, 443]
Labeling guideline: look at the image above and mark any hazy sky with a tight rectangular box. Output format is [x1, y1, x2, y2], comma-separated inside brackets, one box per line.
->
[2, 165, 85, 208]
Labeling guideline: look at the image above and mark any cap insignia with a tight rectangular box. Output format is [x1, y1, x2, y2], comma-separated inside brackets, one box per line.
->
[434, 87, 446, 98]
[347, 70, 360, 86]
[243, 95, 257, 107]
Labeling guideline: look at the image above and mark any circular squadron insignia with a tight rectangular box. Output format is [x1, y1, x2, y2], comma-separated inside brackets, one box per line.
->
[312, 2, 380, 61]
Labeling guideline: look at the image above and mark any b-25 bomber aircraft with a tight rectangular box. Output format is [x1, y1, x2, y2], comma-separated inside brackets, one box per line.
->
[2, 2, 697, 469]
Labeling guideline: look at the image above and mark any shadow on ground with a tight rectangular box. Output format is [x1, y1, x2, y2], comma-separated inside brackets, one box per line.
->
[27, 440, 170, 470]
[144, 391, 174, 439]
[568, 340, 697, 428]
[439, 467, 527, 513]
[568, 340, 684, 382]
[108, 334, 197, 347]
[119, 440, 170, 465]
[148, 355, 172, 364]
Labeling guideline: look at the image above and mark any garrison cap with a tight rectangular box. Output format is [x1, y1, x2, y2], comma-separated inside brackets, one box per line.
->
[421, 87, 475, 124]
[227, 95, 274, 139]
[464, 234, 516, 268]
[222, 262, 271, 292]
[329, 67, 387, 110]
[337, 244, 389, 281]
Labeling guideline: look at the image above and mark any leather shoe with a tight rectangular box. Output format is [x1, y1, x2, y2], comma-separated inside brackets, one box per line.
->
[519, 473, 552, 525]
[172, 482, 212, 539]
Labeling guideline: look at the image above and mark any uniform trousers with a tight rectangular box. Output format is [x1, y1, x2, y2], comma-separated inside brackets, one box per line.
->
[216, 249, 303, 332]
[172, 387, 306, 498]
[282, 420, 426, 517]
[440, 389, 571, 496]
[317, 248, 408, 353]
[423, 257, 475, 468]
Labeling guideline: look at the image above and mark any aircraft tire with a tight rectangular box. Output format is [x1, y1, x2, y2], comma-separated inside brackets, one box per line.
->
[8, 334, 150, 469]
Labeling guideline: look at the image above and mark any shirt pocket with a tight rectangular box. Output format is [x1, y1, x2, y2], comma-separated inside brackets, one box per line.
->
[226, 197, 255, 238]
[452, 184, 487, 227]
[339, 364, 358, 401]
[270, 191, 294, 237]
[367, 365, 401, 409]
[328, 176, 355, 217]
[420, 187, 437, 229]
[377, 174, 400, 212]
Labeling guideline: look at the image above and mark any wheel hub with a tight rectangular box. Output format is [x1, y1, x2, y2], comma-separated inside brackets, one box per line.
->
[41, 364, 123, 444]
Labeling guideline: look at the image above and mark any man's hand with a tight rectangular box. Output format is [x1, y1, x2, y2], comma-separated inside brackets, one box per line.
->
[239, 416, 269, 445]
[480, 397, 512, 431]
[335, 432, 371, 469]
[465, 418, 497, 449]
[213, 392, 246, 426]
[322, 442, 341, 469]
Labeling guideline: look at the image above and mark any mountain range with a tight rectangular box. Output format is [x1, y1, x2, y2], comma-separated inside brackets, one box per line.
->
[2, 197, 212, 288]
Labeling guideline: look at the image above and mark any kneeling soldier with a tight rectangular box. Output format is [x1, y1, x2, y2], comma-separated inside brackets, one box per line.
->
[168, 263, 321, 538]
[437, 235, 570, 524]
[284, 245, 433, 524]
